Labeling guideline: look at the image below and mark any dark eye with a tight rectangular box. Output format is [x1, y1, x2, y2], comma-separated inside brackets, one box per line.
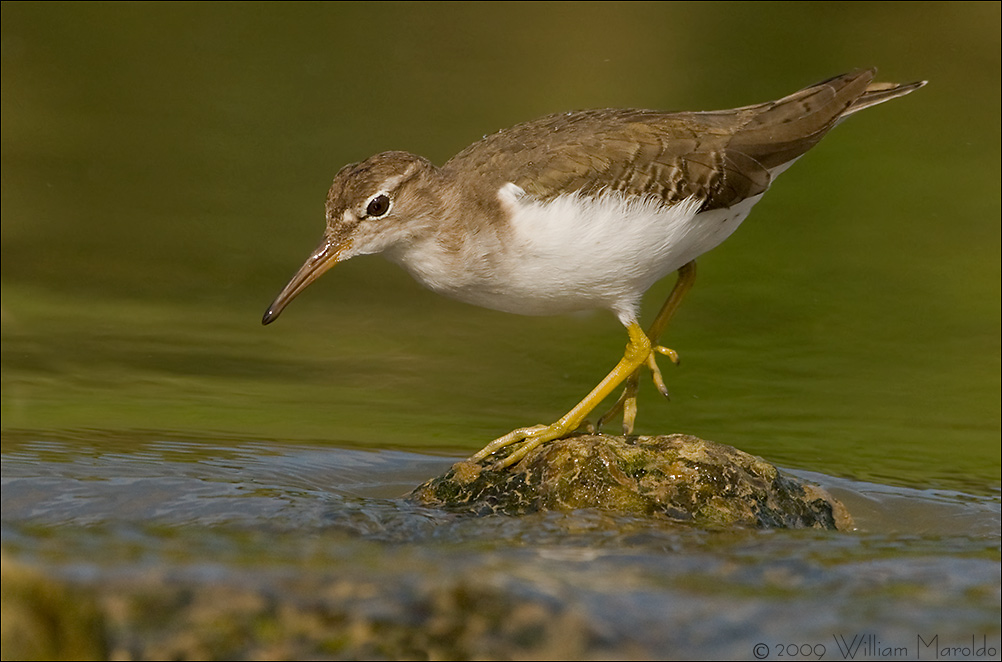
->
[366, 194, 391, 217]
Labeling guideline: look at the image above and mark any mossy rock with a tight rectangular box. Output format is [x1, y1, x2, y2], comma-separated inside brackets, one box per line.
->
[1, 554, 107, 661]
[411, 434, 852, 530]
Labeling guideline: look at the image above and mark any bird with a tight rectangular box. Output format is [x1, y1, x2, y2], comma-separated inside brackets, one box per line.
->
[262, 69, 925, 469]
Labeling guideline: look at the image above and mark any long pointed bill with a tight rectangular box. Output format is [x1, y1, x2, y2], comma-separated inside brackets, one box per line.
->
[262, 238, 349, 325]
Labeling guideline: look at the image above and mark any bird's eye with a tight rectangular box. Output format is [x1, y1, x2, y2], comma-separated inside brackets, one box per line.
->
[366, 194, 391, 218]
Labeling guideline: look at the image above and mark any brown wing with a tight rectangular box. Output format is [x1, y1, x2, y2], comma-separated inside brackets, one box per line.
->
[446, 107, 762, 211]
[445, 69, 919, 212]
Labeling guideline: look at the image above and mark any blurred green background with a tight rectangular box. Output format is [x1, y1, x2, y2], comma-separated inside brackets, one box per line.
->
[2, 2, 999, 492]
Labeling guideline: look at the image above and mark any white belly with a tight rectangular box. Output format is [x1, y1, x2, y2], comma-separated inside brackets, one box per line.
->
[488, 185, 762, 322]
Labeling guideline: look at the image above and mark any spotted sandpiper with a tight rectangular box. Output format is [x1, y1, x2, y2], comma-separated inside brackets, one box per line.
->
[263, 69, 924, 469]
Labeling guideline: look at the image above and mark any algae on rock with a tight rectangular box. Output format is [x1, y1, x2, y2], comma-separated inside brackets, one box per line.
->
[412, 434, 852, 530]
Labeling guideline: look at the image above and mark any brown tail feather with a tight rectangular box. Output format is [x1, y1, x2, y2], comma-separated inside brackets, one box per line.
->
[727, 70, 925, 170]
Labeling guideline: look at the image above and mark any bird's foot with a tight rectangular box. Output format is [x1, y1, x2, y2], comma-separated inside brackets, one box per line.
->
[469, 422, 579, 470]
[469, 322, 653, 470]
[596, 344, 680, 434]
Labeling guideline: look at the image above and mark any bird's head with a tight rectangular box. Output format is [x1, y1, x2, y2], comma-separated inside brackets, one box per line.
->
[262, 151, 439, 324]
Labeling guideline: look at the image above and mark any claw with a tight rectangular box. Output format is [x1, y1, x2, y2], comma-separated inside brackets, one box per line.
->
[648, 354, 672, 400]
[655, 345, 680, 365]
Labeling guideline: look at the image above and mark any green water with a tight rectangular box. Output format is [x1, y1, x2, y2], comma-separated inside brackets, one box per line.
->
[2, 3, 999, 658]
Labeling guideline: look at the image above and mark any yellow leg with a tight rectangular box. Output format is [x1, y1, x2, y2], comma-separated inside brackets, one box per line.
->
[596, 261, 697, 433]
[470, 322, 653, 469]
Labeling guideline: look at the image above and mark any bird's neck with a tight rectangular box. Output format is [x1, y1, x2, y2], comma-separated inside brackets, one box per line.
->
[383, 171, 513, 298]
